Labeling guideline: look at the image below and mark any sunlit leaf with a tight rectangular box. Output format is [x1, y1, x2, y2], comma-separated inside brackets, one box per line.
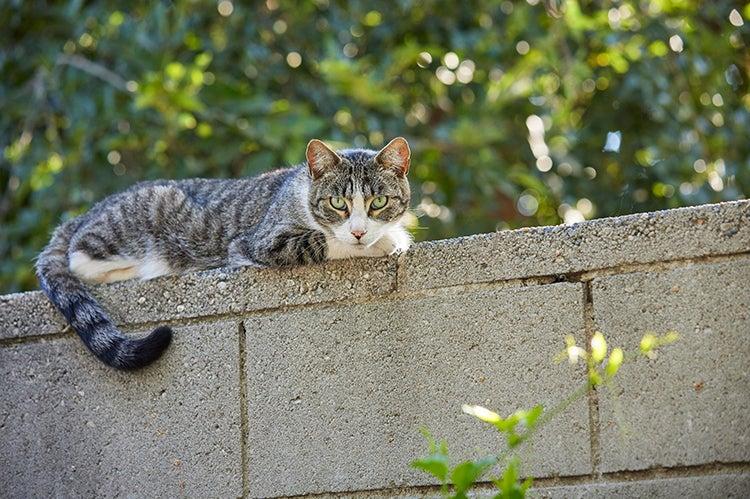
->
[590, 332, 607, 363]
[462, 404, 502, 424]
[605, 347, 624, 377]
[640, 333, 656, 354]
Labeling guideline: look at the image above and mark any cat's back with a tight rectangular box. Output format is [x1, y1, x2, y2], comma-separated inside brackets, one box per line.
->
[126, 167, 297, 209]
[85, 166, 299, 226]
[71, 167, 303, 269]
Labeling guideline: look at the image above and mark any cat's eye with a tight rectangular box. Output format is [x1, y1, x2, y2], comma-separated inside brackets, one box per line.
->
[329, 196, 347, 210]
[370, 196, 388, 210]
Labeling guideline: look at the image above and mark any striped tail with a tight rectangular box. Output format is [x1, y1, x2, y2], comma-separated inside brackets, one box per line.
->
[35, 219, 172, 369]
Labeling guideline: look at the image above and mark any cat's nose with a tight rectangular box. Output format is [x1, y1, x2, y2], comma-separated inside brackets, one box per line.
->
[351, 230, 367, 240]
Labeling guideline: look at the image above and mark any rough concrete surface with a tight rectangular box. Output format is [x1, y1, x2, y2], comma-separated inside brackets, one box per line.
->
[0, 321, 242, 498]
[0, 289, 67, 339]
[244, 283, 590, 497]
[592, 258, 750, 472]
[381, 472, 750, 498]
[401, 200, 750, 291]
[530, 473, 750, 499]
[0, 256, 398, 341]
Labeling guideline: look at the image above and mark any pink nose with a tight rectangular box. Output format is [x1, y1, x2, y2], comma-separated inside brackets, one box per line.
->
[351, 230, 366, 240]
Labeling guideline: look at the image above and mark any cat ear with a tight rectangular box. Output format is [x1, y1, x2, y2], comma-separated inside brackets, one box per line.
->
[375, 137, 410, 176]
[306, 139, 341, 179]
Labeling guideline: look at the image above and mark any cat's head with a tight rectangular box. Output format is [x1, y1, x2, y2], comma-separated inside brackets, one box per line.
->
[305, 137, 411, 248]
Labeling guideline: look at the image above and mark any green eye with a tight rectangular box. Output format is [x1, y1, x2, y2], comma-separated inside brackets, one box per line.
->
[329, 196, 347, 210]
[370, 196, 388, 210]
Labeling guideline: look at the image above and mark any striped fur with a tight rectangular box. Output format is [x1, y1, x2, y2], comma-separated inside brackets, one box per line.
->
[35, 138, 412, 369]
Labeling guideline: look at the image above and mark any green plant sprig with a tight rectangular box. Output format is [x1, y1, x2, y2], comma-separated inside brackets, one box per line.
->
[412, 330, 679, 499]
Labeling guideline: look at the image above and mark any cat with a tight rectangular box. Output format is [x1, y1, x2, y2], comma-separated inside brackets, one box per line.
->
[36, 137, 412, 370]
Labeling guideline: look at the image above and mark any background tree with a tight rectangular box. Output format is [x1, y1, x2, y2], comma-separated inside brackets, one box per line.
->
[2, 0, 748, 292]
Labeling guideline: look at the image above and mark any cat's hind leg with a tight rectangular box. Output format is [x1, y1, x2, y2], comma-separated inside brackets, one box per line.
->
[69, 251, 140, 284]
[136, 256, 172, 280]
[70, 252, 173, 283]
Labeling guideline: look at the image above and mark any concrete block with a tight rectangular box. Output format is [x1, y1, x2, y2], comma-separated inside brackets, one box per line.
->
[0, 256, 398, 340]
[244, 283, 591, 497]
[532, 473, 750, 498]
[592, 258, 750, 472]
[401, 200, 750, 291]
[0, 321, 242, 497]
[0, 290, 67, 339]
[374, 472, 750, 498]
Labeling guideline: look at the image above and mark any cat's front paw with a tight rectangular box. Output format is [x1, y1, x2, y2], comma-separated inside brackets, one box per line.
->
[270, 228, 328, 265]
[375, 229, 412, 256]
[389, 245, 408, 256]
[304, 230, 328, 263]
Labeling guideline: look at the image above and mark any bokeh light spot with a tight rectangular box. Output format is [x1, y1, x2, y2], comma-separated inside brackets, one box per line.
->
[217, 1, 234, 17]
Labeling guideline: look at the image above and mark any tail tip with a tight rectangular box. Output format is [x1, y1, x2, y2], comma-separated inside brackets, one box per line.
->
[150, 325, 173, 350]
[117, 325, 173, 370]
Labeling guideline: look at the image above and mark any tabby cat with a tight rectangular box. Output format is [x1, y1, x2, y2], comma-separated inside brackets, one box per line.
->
[36, 137, 412, 370]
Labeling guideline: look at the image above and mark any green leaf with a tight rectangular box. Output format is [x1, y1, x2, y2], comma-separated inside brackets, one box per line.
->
[419, 426, 437, 453]
[605, 347, 624, 377]
[523, 405, 544, 430]
[640, 333, 656, 354]
[440, 439, 449, 456]
[412, 454, 450, 482]
[499, 457, 519, 492]
[492, 457, 529, 499]
[413, 428, 450, 482]
[451, 458, 494, 494]
[507, 433, 523, 448]
[521, 476, 533, 492]
[588, 369, 603, 386]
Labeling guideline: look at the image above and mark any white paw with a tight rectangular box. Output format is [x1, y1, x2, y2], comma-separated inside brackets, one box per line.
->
[378, 228, 412, 256]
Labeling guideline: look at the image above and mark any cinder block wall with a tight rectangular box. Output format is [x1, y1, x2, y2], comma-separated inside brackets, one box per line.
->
[1, 200, 749, 498]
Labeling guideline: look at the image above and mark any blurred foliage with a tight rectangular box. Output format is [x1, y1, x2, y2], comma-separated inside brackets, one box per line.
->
[1, 0, 749, 292]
